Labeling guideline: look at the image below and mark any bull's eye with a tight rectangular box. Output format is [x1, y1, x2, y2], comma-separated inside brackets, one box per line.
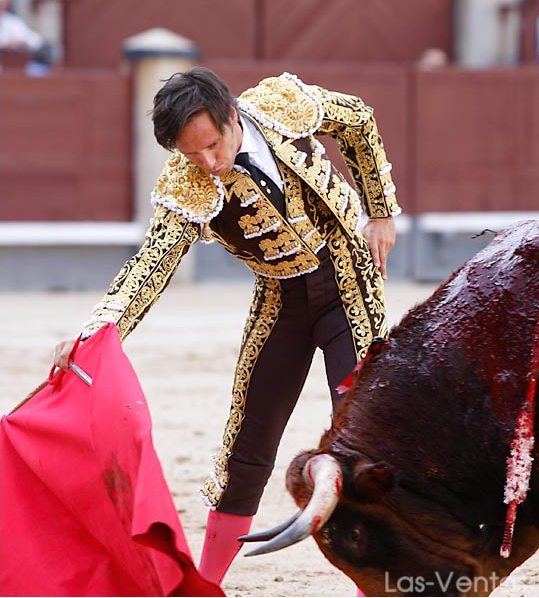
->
[337, 523, 367, 562]
[350, 527, 362, 543]
[328, 517, 372, 565]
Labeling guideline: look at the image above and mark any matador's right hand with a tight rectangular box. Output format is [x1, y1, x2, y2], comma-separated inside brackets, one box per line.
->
[53, 338, 79, 371]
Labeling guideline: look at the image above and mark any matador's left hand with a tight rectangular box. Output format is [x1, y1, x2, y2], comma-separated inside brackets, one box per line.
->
[362, 217, 396, 280]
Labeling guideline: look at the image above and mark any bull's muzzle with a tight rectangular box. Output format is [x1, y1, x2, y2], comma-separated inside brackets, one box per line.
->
[239, 454, 343, 556]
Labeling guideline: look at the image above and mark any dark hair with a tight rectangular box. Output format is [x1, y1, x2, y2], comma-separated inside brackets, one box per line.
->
[152, 67, 237, 151]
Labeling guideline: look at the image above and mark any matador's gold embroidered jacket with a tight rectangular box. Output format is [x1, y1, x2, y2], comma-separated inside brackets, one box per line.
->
[81, 72, 400, 340]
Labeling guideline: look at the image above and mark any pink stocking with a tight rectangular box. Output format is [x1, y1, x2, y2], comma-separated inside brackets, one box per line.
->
[198, 510, 253, 586]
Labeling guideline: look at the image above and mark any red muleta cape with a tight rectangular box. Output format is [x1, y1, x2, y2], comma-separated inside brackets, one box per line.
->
[0, 324, 223, 597]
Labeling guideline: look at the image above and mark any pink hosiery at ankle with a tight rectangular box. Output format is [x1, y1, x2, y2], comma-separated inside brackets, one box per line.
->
[198, 510, 253, 586]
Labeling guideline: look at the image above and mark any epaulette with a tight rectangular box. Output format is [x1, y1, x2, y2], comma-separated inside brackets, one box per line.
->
[151, 151, 225, 224]
[238, 72, 324, 139]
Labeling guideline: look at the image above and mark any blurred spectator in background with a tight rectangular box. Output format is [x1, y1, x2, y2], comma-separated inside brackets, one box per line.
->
[0, 0, 52, 74]
[418, 47, 449, 69]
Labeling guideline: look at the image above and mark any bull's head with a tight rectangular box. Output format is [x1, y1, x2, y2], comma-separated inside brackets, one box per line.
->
[240, 451, 521, 597]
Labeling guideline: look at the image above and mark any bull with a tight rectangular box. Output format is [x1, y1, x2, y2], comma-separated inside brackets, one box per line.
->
[241, 220, 539, 596]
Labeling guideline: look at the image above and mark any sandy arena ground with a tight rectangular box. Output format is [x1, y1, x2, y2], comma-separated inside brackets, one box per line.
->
[1, 281, 538, 597]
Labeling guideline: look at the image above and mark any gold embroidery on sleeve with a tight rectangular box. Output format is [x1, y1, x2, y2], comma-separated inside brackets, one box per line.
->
[81, 206, 199, 340]
[309, 85, 400, 218]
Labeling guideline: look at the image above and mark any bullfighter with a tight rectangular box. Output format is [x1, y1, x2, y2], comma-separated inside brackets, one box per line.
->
[53, 67, 401, 587]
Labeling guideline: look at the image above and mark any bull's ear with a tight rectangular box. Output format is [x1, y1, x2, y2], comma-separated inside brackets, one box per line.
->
[352, 461, 394, 499]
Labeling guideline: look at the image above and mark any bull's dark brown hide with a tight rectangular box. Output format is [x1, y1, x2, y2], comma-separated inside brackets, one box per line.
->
[286, 220, 539, 597]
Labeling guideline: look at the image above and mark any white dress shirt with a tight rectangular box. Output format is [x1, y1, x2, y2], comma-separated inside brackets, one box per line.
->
[236, 114, 284, 193]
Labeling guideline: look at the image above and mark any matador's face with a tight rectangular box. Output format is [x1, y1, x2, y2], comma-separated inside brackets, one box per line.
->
[175, 107, 242, 177]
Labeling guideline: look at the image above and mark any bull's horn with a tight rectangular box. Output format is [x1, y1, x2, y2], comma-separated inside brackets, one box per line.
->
[239, 512, 300, 542]
[243, 454, 343, 556]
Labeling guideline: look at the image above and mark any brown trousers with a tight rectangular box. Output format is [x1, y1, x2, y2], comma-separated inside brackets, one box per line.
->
[206, 235, 387, 516]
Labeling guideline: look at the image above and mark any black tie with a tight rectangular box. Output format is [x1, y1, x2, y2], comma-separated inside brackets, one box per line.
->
[234, 152, 285, 216]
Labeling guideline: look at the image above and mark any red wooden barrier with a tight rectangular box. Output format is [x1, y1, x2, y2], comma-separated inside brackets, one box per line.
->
[0, 71, 132, 221]
[1, 65, 537, 222]
[414, 66, 539, 212]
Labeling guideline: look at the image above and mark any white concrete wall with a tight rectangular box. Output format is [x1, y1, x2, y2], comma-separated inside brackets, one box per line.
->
[34, 0, 63, 60]
[455, 0, 523, 67]
[123, 28, 200, 283]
